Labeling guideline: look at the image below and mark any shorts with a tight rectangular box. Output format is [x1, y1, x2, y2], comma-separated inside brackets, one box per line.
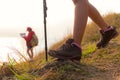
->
[27, 45, 33, 49]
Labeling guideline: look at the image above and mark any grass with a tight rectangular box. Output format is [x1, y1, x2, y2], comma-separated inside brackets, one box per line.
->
[82, 43, 96, 58]
[0, 13, 120, 80]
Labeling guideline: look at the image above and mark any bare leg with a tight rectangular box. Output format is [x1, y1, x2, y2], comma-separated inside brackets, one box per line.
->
[48, 0, 118, 60]
[27, 49, 31, 59]
[30, 48, 33, 59]
[73, 0, 89, 45]
[73, 0, 110, 45]
[88, 3, 109, 29]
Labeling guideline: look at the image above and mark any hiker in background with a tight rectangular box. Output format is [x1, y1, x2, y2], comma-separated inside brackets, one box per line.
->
[48, 0, 118, 61]
[21, 27, 38, 61]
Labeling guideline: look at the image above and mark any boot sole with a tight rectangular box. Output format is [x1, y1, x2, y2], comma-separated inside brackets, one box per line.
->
[48, 52, 81, 61]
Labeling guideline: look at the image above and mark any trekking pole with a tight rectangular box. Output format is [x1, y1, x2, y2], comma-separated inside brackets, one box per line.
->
[43, 0, 48, 62]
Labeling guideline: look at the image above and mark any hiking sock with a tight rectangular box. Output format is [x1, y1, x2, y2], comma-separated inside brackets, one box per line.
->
[72, 42, 82, 50]
[102, 26, 113, 32]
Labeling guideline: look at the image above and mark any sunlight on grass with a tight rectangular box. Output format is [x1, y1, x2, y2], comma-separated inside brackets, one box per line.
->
[82, 43, 96, 58]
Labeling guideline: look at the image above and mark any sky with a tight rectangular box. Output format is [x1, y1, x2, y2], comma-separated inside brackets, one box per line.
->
[0, 0, 120, 37]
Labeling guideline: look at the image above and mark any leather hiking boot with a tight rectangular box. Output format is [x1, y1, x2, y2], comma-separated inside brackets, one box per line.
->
[97, 26, 118, 49]
[48, 39, 82, 61]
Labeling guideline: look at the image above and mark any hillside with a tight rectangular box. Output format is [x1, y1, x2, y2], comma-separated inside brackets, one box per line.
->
[0, 13, 120, 80]
[38, 43, 120, 80]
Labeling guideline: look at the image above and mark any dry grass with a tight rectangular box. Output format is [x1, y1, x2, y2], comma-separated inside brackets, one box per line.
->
[0, 13, 120, 80]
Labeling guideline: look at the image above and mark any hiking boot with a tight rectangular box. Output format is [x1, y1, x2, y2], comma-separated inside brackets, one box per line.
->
[48, 39, 82, 61]
[97, 26, 118, 49]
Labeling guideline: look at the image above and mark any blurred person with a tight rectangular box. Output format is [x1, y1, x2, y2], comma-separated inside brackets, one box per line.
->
[21, 27, 38, 61]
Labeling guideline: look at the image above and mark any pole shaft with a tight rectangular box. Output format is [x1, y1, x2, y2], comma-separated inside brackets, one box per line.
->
[43, 0, 48, 62]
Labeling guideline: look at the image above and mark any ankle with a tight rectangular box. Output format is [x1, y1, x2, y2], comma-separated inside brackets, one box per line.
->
[102, 26, 113, 32]
[72, 42, 82, 49]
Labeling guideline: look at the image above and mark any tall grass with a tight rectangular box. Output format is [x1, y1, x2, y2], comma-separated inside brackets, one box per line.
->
[0, 46, 47, 80]
[0, 13, 120, 80]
